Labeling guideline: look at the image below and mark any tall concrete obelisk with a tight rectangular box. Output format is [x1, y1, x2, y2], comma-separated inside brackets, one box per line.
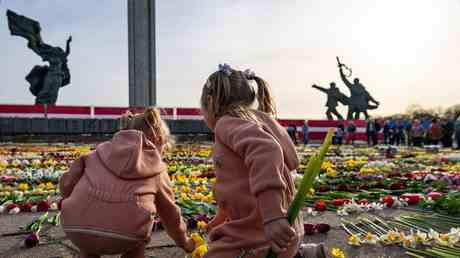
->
[128, 0, 156, 107]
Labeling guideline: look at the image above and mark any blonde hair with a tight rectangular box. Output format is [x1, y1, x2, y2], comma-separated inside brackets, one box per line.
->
[119, 107, 171, 150]
[200, 68, 276, 123]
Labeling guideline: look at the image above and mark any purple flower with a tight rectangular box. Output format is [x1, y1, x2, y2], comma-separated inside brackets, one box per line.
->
[24, 232, 40, 248]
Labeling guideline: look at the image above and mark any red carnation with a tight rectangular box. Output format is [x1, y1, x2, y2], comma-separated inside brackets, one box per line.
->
[314, 200, 327, 212]
[36, 201, 50, 212]
[20, 203, 33, 212]
[382, 196, 394, 208]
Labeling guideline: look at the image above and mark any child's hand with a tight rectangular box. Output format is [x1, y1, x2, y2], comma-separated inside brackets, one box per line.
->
[206, 206, 228, 232]
[264, 218, 296, 253]
[183, 237, 196, 253]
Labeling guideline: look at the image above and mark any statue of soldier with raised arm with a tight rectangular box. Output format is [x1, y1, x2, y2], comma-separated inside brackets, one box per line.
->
[312, 82, 349, 120]
[337, 57, 379, 120]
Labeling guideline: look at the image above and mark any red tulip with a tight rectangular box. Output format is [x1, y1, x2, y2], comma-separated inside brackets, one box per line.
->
[338, 184, 351, 191]
[304, 223, 315, 235]
[315, 223, 331, 234]
[331, 199, 346, 207]
[20, 203, 33, 212]
[401, 193, 422, 205]
[318, 185, 330, 192]
[6, 203, 18, 211]
[314, 200, 327, 212]
[36, 201, 50, 212]
[358, 184, 369, 190]
[382, 196, 394, 208]
[24, 232, 40, 248]
[427, 192, 442, 200]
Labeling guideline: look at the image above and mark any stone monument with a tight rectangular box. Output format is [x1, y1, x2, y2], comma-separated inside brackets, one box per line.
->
[6, 10, 72, 105]
[128, 0, 157, 107]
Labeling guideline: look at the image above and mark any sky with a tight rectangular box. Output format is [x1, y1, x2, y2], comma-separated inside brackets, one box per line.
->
[1, 0, 460, 119]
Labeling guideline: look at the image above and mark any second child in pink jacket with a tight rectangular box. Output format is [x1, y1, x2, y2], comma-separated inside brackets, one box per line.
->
[201, 64, 304, 258]
[59, 108, 194, 258]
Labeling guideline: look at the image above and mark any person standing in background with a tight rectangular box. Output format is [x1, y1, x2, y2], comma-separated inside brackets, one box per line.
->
[302, 120, 309, 145]
[455, 117, 460, 149]
[346, 121, 357, 145]
[366, 119, 381, 146]
[428, 119, 442, 145]
[404, 119, 413, 146]
[421, 117, 432, 145]
[441, 118, 454, 148]
[383, 119, 390, 144]
[411, 119, 424, 147]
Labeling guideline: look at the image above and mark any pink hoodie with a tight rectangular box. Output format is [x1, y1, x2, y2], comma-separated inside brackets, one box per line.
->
[60, 130, 188, 248]
[205, 110, 304, 258]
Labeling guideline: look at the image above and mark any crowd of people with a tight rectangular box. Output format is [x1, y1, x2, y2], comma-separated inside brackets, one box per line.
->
[290, 117, 460, 149]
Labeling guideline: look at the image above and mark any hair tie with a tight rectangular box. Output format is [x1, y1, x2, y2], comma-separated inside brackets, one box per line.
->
[243, 69, 256, 80]
[218, 63, 232, 76]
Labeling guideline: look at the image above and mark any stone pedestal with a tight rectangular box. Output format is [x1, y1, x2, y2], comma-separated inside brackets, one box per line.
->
[128, 0, 156, 107]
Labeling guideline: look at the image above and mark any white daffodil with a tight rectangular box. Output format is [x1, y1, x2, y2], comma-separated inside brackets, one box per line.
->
[380, 230, 401, 245]
[362, 232, 378, 245]
[414, 230, 430, 245]
[337, 209, 349, 216]
[402, 234, 417, 249]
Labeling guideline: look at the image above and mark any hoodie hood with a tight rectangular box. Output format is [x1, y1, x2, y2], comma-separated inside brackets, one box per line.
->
[253, 110, 300, 171]
[96, 130, 165, 179]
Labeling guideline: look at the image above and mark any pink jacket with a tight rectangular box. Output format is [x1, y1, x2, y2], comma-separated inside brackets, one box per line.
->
[208, 110, 304, 256]
[60, 130, 188, 248]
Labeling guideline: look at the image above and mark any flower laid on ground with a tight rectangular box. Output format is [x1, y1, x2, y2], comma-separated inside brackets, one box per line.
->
[331, 247, 346, 258]
[348, 234, 361, 246]
[362, 232, 378, 245]
[191, 232, 208, 258]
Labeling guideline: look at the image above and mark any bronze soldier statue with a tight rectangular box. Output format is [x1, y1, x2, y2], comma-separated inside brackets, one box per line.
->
[7, 10, 72, 105]
[337, 57, 379, 120]
[312, 82, 349, 120]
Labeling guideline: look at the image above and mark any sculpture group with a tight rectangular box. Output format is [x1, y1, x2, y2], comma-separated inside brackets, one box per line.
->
[312, 57, 380, 120]
[7, 10, 72, 105]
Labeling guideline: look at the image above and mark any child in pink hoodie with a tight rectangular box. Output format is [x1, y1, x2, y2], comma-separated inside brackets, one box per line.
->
[200, 64, 304, 258]
[60, 107, 195, 258]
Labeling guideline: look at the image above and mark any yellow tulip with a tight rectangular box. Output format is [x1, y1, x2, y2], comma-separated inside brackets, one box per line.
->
[331, 248, 345, 258]
[192, 244, 208, 258]
[197, 221, 207, 230]
[46, 182, 55, 190]
[18, 183, 29, 191]
[191, 233, 206, 246]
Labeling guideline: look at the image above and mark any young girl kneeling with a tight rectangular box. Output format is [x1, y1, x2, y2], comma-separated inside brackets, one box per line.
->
[59, 108, 194, 258]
